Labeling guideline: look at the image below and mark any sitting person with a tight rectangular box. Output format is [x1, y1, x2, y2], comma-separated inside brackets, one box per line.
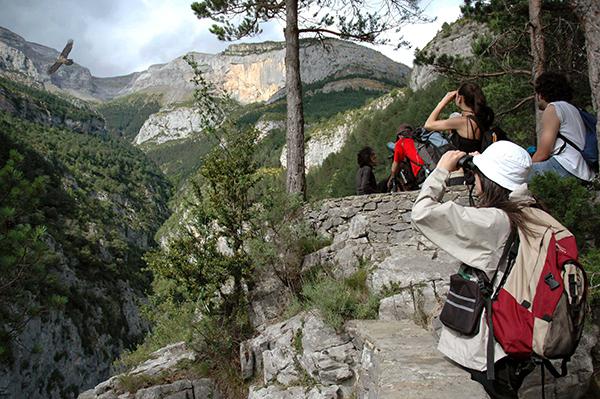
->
[356, 146, 384, 195]
[424, 82, 494, 153]
[387, 124, 424, 191]
[529, 72, 595, 182]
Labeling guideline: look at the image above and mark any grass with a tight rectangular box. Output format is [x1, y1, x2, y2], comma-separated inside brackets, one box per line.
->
[288, 265, 380, 330]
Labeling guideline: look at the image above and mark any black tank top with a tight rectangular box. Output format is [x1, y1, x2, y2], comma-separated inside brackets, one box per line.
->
[450, 115, 482, 153]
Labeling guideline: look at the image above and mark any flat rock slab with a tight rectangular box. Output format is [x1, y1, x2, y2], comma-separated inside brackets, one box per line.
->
[345, 320, 488, 399]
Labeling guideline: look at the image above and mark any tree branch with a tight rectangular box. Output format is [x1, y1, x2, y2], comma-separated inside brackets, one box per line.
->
[497, 95, 535, 117]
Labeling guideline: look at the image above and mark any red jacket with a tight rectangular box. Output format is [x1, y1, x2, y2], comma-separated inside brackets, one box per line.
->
[394, 137, 424, 177]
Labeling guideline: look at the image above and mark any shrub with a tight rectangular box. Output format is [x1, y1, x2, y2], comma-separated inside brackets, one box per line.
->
[298, 266, 380, 330]
[529, 173, 600, 249]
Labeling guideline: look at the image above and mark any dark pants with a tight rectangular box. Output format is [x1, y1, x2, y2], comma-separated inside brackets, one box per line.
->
[467, 358, 536, 399]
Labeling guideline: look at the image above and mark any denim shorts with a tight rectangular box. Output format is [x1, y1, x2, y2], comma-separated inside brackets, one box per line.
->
[529, 157, 573, 181]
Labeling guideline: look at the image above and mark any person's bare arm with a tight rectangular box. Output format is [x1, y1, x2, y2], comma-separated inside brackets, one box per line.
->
[532, 104, 560, 162]
[388, 161, 399, 188]
[424, 91, 464, 132]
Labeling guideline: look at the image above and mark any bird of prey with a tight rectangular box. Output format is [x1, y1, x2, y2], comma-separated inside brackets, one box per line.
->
[47, 39, 74, 75]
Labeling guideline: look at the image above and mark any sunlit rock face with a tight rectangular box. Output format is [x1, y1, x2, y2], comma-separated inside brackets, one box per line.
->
[0, 26, 409, 105]
[134, 107, 205, 145]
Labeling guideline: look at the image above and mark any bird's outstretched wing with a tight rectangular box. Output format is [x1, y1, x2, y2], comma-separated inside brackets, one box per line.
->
[47, 61, 62, 75]
[60, 39, 73, 58]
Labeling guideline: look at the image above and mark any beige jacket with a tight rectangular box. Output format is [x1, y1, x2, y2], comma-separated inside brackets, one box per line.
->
[411, 167, 535, 371]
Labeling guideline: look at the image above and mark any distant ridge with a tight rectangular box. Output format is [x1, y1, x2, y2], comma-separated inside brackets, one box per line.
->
[0, 26, 410, 105]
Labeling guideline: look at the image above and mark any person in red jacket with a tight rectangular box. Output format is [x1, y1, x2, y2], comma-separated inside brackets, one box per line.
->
[387, 124, 425, 191]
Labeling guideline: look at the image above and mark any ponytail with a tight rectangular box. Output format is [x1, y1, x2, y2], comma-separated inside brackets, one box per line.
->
[458, 82, 494, 131]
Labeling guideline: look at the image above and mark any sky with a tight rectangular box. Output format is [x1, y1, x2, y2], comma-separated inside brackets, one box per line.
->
[0, 0, 463, 77]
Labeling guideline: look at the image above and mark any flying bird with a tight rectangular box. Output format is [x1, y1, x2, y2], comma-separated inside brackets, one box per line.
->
[47, 39, 74, 75]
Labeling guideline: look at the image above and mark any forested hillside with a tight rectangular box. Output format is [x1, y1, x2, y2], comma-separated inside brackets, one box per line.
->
[0, 82, 171, 398]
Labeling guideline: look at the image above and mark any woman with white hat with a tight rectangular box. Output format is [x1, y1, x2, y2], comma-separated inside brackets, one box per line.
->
[411, 141, 536, 398]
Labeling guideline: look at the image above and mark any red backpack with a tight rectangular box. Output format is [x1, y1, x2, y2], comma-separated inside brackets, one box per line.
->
[486, 208, 588, 380]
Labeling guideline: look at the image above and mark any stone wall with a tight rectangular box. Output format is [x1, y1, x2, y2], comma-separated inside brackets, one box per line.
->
[304, 189, 470, 323]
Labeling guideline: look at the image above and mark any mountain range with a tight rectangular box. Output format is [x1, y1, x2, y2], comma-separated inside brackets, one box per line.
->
[0, 26, 410, 105]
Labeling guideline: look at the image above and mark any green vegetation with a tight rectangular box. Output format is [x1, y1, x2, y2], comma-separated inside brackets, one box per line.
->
[97, 93, 162, 141]
[0, 150, 56, 363]
[286, 265, 380, 330]
[529, 174, 600, 302]
[236, 86, 384, 128]
[125, 124, 260, 397]
[0, 77, 101, 125]
[142, 135, 219, 188]
[0, 81, 171, 363]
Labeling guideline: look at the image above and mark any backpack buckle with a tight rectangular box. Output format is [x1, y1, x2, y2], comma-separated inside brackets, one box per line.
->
[544, 273, 560, 290]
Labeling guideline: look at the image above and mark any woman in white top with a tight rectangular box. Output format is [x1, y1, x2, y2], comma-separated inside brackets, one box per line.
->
[530, 72, 595, 181]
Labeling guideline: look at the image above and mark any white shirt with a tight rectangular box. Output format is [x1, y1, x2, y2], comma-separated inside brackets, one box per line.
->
[550, 101, 594, 181]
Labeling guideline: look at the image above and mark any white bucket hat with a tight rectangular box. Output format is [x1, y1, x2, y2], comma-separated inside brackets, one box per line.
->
[472, 141, 532, 191]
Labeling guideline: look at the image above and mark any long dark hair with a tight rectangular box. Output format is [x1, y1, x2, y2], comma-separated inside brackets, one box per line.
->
[458, 82, 494, 132]
[357, 146, 374, 168]
[475, 170, 531, 233]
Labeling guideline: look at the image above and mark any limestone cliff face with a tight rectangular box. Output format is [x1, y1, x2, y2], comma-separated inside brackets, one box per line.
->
[280, 91, 402, 171]
[134, 107, 205, 145]
[409, 20, 489, 91]
[115, 39, 409, 105]
[0, 26, 409, 106]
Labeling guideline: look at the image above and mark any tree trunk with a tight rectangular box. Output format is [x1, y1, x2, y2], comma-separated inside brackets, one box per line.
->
[570, 0, 600, 154]
[284, 0, 306, 198]
[529, 0, 545, 144]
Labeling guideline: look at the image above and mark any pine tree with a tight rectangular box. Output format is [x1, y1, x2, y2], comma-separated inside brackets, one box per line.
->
[191, 0, 426, 197]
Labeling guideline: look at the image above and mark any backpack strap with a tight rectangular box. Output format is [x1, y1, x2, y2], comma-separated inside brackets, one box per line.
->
[542, 358, 569, 378]
[484, 231, 518, 380]
[398, 139, 424, 168]
[556, 132, 583, 154]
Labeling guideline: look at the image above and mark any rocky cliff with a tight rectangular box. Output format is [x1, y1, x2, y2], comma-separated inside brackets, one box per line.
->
[82, 190, 599, 399]
[0, 26, 410, 106]
[409, 20, 489, 91]
[134, 107, 205, 145]
[0, 80, 172, 398]
[98, 39, 409, 105]
[280, 91, 401, 171]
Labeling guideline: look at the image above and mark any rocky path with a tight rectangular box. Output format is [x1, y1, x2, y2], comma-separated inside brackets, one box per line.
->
[346, 320, 487, 399]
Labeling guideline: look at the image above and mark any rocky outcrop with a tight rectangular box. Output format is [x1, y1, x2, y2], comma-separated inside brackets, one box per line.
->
[80, 189, 599, 398]
[409, 20, 489, 91]
[0, 83, 107, 135]
[0, 41, 39, 81]
[79, 342, 221, 399]
[134, 107, 205, 145]
[280, 91, 401, 171]
[240, 311, 357, 399]
[0, 26, 409, 105]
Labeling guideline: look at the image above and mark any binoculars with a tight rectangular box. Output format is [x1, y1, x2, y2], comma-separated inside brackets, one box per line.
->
[458, 155, 475, 170]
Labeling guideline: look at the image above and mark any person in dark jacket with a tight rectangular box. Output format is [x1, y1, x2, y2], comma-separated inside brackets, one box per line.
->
[356, 146, 381, 195]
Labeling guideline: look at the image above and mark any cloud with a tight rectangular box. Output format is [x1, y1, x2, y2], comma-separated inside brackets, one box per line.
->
[0, 0, 462, 76]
